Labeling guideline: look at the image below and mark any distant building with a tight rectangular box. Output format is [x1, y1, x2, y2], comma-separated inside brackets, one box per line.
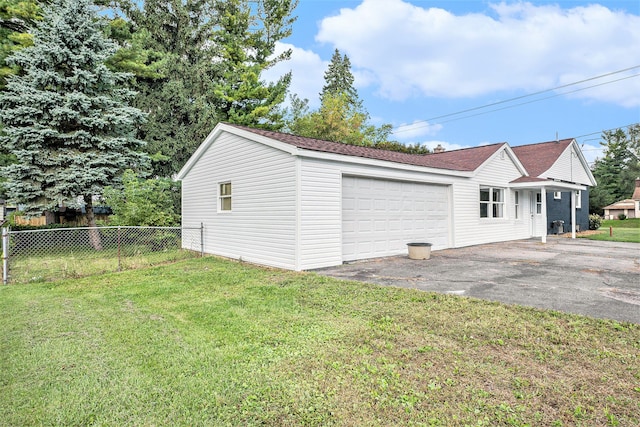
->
[603, 178, 640, 219]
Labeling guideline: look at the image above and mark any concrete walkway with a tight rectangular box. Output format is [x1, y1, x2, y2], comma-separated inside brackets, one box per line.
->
[315, 237, 640, 324]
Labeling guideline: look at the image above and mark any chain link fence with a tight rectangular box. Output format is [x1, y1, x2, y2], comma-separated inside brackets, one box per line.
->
[2, 225, 203, 284]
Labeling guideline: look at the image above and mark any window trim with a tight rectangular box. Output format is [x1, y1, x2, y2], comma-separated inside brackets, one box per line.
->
[218, 181, 232, 212]
[479, 186, 505, 219]
[514, 190, 520, 220]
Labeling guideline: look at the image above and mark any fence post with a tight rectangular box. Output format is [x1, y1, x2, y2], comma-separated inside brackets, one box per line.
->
[2, 227, 9, 285]
[117, 226, 121, 272]
[200, 222, 204, 257]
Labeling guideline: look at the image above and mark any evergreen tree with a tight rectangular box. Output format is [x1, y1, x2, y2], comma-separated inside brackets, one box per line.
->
[589, 124, 640, 214]
[320, 49, 358, 107]
[210, 0, 293, 128]
[0, 0, 41, 88]
[0, 0, 148, 248]
[287, 51, 427, 154]
[109, 0, 297, 177]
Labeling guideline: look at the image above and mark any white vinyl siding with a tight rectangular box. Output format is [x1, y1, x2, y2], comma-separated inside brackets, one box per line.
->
[543, 145, 593, 185]
[181, 131, 297, 269]
[453, 148, 532, 247]
[298, 158, 343, 270]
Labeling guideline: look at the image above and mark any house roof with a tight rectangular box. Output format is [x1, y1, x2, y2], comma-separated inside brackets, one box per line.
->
[511, 139, 573, 177]
[603, 199, 637, 210]
[226, 124, 504, 172]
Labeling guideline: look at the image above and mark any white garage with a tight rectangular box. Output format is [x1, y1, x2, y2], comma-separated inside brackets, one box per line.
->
[342, 176, 451, 261]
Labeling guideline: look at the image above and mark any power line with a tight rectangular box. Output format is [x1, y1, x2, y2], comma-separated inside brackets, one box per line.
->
[425, 74, 639, 126]
[391, 65, 640, 134]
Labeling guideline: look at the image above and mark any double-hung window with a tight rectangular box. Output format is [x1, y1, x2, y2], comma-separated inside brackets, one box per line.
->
[480, 186, 504, 218]
[219, 182, 232, 212]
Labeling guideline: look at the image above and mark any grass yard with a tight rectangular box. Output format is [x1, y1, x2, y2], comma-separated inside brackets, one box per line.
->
[1, 257, 639, 426]
[9, 248, 198, 284]
[580, 218, 640, 243]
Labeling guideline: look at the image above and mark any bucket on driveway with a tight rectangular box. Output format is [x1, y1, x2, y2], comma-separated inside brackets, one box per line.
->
[407, 242, 432, 260]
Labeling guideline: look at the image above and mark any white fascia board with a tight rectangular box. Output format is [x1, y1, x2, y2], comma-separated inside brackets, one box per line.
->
[510, 181, 587, 191]
[294, 149, 474, 178]
[471, 143, 529, 178]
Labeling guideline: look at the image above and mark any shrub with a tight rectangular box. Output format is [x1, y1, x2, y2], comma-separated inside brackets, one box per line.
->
[618, 213, 627, 220]
[589, 214, 602, 230]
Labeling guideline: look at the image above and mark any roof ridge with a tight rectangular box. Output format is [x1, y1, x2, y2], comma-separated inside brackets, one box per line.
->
[513, 138, 574, 149]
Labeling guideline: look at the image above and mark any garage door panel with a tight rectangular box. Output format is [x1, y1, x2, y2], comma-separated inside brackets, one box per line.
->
[342, 176, 450, 261]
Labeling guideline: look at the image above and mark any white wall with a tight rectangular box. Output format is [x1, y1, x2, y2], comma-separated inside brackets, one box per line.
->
[543, 144, 592, 185]
[181, 131, 298, 270]
[298, 157, 461, 269]
[453, 149, 532, 247]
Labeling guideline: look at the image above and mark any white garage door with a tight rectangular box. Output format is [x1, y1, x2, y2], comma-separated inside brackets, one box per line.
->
[342, 176, 450, 261]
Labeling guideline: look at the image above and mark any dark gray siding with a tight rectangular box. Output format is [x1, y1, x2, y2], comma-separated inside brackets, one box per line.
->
[546, 190, 589, 234]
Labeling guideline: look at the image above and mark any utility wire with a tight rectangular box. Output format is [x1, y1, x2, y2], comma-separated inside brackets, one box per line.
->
[429, 74, 639, 126]
[391, 65, 640, 134]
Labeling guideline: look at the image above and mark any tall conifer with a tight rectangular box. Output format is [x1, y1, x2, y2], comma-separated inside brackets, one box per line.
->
[0, 0, 148, 247]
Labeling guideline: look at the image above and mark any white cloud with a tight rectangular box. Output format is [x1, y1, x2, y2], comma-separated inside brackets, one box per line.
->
[262, 42, 327, 108]
[315, 0, 640, 106]
[391, 120, 443, 141]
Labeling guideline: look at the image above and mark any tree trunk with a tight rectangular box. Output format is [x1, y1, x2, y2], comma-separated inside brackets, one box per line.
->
[84, 194, 103, 251]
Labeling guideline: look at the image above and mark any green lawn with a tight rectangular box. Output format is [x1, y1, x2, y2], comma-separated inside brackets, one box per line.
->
[9, 247, 198, 284]
[1, 257, 639, 426]
[580, 218, 640, 243]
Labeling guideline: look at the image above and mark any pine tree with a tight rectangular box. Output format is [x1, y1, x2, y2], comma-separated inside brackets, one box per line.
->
[589, 124, 640, 214]
[0, 0, 148, 248]
[320, 49, 358, 107]
[210, 0, 294, 129]
[0, 0, 41, 88]
[109, 0, 297, 177]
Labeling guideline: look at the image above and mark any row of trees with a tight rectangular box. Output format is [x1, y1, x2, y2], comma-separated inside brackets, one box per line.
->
[1, 0, 635, 229]
[1, 0, 426, 233]
[589, 124, 640, 214]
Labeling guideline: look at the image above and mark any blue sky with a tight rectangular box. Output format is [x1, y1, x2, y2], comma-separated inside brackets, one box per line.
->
[264, 0, 640, 164]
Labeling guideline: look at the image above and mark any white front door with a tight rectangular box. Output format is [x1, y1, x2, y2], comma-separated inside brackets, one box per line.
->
[530, 191, 545, 237]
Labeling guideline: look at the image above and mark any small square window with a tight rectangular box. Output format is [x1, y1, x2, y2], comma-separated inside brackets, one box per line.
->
[219, 182, 232, 211]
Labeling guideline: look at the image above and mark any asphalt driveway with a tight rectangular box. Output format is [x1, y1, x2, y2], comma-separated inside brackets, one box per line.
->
[315, 237, 640, 324]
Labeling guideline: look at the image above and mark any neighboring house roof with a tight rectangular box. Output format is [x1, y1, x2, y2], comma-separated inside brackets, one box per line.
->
[511, 139, 573, 177]
[603, 199, 637, 210]
[225, 124, 504, 172]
